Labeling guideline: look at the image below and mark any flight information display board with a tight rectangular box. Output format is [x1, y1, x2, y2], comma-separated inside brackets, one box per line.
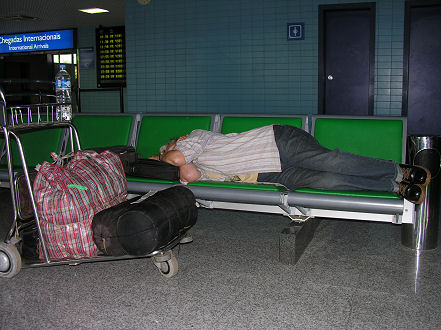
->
[96, 26, 126, 87]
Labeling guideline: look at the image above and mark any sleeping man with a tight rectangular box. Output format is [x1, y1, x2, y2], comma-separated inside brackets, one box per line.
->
[152, 125, 431, 204]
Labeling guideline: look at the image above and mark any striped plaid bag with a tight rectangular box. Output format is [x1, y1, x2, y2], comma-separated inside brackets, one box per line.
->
[33, 150, 128, 260]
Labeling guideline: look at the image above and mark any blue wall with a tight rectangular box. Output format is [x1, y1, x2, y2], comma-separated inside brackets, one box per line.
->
[125, 0, 405, 115]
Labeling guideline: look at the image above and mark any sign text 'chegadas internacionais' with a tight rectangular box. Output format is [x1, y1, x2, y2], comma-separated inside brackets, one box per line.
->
[0, 30, 74, 54]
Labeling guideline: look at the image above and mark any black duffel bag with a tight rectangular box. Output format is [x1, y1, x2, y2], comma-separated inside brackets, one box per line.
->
[0, 188, 14, 242]
[92, 186, 197, 256]
[88, 145, 138, 175]
[0, 188, 39, 260]
[128, 158, 180, 181]
[89, 146, 180, 181]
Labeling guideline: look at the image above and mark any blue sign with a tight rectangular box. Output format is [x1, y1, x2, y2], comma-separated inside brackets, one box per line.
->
[0, 29, 75, 54]
[287, 23, 305, 40]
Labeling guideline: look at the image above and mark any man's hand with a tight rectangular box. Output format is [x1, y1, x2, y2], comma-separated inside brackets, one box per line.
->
[177, 134, 189, 142]
[179, 162, 201, 183]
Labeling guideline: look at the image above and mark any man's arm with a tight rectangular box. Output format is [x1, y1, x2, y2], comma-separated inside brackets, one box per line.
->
[161, 149, 201, 183]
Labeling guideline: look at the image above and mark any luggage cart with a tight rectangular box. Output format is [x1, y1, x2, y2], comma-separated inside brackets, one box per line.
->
[0, 88, 184, 278]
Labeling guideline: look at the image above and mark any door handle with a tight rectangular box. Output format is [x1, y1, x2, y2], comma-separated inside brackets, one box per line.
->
[327, 74, 334, 81]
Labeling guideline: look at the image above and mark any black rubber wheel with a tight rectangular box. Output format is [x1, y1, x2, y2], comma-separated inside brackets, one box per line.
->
[153, 253, 178, 278]
[0, 242, 22, 278]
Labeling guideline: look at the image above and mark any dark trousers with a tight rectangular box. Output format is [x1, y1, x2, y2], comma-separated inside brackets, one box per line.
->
[257, 125, 399, 191]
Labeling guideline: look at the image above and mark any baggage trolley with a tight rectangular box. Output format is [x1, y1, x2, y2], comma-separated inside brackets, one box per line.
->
[0, 88, 187, 278]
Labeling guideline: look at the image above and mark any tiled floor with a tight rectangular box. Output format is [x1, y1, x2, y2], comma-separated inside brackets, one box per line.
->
[1, 208, 440, 329]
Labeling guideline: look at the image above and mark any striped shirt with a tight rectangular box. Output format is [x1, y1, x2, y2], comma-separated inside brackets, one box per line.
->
[175, 125, 281, 181]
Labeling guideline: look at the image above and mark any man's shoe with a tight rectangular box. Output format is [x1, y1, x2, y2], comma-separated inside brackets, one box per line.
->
[400, 164, 431, 186]
[179, 233, 193, 244]
[398, 182, 426, 204]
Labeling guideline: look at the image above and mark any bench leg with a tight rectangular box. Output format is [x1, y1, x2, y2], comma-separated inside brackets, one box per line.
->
[279, 218, 320, 265]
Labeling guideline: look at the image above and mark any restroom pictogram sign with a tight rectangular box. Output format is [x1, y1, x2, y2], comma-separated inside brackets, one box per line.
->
[287, 23, 305, 40]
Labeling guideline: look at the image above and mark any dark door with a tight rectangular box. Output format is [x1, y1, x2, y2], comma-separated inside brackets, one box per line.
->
[403, 1, 441, 135]
[318, 3, 376, 115]
[0, 54, 53, 105]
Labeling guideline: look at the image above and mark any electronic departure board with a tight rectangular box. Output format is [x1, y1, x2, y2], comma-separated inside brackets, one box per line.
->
[96, 26, 126, 87]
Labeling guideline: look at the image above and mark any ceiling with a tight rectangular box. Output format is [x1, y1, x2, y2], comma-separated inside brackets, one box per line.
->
[0, 0, 126, 35]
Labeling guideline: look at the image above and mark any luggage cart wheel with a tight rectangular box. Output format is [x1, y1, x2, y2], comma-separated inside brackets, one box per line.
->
[0, 242, 22, 278]
[153, 250, 178, 278]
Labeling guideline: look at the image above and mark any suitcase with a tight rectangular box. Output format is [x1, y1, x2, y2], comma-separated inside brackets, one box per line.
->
[92, 186, 197, 256]
[88, 146, 138, 175]
[88, 146, 180, 181]
[128, 158, 180, 181]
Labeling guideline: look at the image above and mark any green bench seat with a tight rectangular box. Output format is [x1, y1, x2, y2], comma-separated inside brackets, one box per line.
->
[126, 177, 288, 192]
[220, 114, 308, 134]
[124, 114, 215, 185]
[0, 126, 64, 171]
[70, 114, 136, 151]
[134, 114, 214, 159]
[126, 176, 178, 185]
[298, 116, 407, 200]
[0, 112, 411, 225]
[188, 181, 289, 192]
[312, 116, 404, 162]
[127, 114, 308, 191]
[294, 188, 399, 199]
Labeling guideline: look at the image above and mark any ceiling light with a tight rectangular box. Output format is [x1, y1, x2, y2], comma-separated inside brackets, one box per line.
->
[79, 8, 110, 14]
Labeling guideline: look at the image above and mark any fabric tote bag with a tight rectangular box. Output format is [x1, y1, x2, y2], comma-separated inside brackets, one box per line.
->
[33, 150, 128, 260]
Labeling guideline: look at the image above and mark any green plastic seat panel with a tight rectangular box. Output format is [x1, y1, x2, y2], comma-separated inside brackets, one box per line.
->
[4, 128, 64, 167]
[126, 176, 179, 184]
[221, 116, 304, 134]
[310, 118, 403, 200]
[72, 115, 133, 151]
[126, 176, 287, 191]
[136, 116, 212, 158]
[314, 118, 403, 162]
[294, 188, 399, 199]
[187, 180, 288, 191]
[1, 114, 64, 167]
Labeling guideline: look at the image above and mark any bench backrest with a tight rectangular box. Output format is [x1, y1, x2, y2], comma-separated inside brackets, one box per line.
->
[1, 114, 64, 168]
[71, 114, 136, 151]
[135, 114, 214, 158]
[6, 129, 64, 167]
[312, 116, 406, 163]
[220, 115, 308, 134]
